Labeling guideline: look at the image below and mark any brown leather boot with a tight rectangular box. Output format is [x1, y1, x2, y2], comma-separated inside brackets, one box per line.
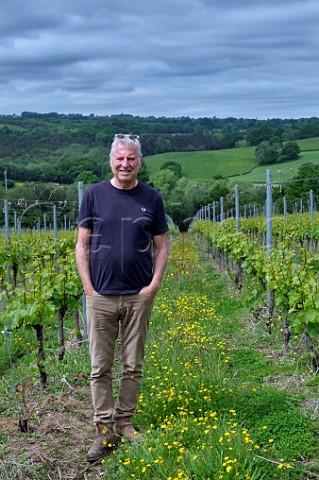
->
[115, 424, 143, 442]
[86, 423, 117, 463]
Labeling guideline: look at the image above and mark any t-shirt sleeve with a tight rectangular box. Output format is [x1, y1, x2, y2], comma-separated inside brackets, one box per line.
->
[152, 194, 169, 236]
[76, 189, 94, 230]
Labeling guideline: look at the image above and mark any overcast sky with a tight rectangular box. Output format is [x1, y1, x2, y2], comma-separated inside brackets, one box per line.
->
[1, 0, 318, 119]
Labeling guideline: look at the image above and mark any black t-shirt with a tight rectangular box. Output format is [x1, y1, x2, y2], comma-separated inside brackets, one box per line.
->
[76, 180, 168, 294]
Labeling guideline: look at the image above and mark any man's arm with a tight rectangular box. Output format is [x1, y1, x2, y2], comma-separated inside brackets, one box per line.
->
[140, 232, 168, 298]
[75, 226, 98, 296]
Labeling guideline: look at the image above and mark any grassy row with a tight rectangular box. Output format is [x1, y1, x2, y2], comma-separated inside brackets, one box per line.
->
[102, 235, 318, 479]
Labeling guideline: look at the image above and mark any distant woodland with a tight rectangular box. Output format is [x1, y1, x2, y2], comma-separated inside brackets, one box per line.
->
[1, 112, 319, 229]
[1, 112, 319, 184]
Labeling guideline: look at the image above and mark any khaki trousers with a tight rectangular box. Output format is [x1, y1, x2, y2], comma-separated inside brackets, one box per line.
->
[86, 293, 154, 427]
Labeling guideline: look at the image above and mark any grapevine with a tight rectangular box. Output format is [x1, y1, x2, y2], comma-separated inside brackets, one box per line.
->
[0, 231, 82, 387]
[191, 214, 319, 369]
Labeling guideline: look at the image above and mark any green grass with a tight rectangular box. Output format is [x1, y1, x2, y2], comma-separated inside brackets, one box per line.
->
[144, 137, 319, 184]
[297, 137, 319, 151]
[104, 236, 318, 479]
[234, 150, 319, 184]
[144, 147, 257, 180]
[0, 329, 37, 376]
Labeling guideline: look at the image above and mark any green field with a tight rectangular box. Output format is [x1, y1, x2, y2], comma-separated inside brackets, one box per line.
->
[144, 147, 257, 180]
[144, 137, 319, 184]
[296, 137, 319, 151]
[235, 150, 319, 184]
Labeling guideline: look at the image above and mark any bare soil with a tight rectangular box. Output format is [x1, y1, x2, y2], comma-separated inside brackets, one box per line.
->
[0, 385, 109, 480]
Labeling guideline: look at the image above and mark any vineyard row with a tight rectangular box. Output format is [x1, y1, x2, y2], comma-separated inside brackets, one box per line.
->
[191, 214, 319, 371]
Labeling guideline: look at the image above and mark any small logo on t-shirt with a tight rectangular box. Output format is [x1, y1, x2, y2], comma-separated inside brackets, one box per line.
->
[141, 207, 146, 212]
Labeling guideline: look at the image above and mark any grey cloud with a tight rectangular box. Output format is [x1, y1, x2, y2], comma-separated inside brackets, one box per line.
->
[0, 0, 318, 118]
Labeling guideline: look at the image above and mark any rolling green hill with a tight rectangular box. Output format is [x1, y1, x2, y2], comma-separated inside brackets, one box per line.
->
[144, 137, 319, 184]
[234, 150, 319, 184]
[144, 147, 257, 180]
[296, 137, 319, 151]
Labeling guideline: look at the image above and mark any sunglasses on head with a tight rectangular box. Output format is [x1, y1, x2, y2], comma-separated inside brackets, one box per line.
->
[114, 133, 140, 141]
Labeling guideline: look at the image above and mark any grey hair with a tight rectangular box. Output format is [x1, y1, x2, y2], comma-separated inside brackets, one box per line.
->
[109, 136, 143, 160]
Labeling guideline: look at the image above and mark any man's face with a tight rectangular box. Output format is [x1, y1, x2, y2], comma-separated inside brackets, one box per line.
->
[110, 143, 142, 189]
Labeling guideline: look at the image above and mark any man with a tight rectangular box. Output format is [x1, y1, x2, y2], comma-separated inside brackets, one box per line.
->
[75, 133, 168, 462]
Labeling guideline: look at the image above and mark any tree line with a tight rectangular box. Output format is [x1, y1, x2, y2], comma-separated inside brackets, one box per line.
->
[1, 113, 319, 230]
[0, 113, 319, 184]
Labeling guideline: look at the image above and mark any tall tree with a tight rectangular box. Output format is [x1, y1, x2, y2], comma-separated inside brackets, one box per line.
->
[255, 141, 279, 165]
[280, 141, 300, 161]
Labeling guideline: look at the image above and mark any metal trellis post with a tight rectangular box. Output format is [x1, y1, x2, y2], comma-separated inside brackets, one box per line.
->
[235, 184, 240, 233]
[220, 197, 224, 224]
